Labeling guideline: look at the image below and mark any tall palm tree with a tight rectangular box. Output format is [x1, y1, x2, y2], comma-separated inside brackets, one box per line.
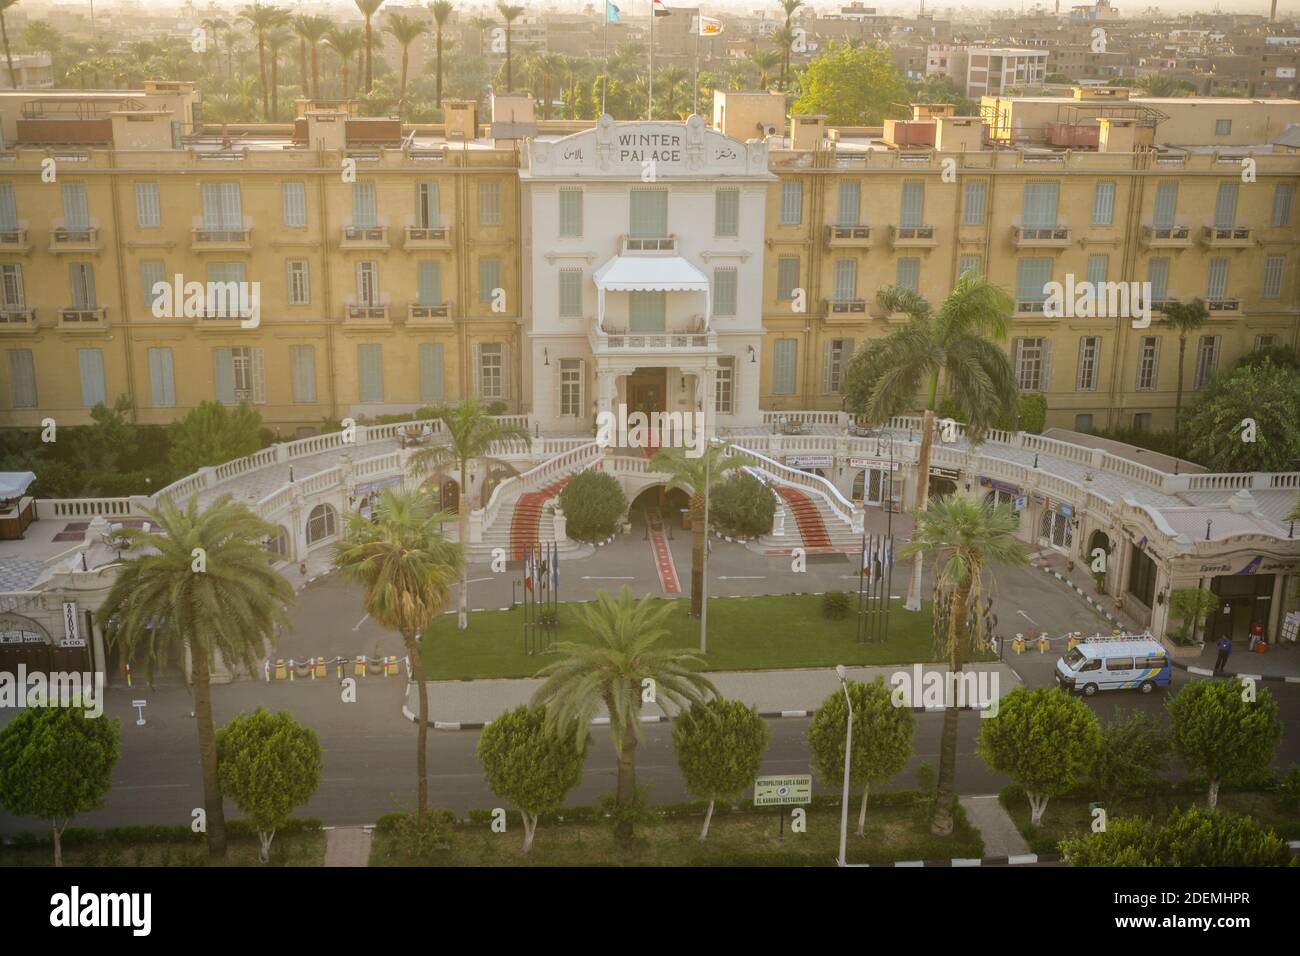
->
[96, 495, 294, 860]
[900, 494, 1027, 835]
[497, 3, 525, 91]
[1160, 298, 1209, 459]
[201, 15, 229, 80]
[325, 27, 364, 100]
[531, 587, 716, 839]
[266, 28, 292, 120]
[649, 443, 749, 620]
[293, 14, 331, 101]
[777, 0, 804, 89]
[355, 0, 386, 94]
[428, 1, 455, 108]
[384, 12, 427, 116]
[407, 398, 529, 629]
[0, 0, 20, 89]
[751, 49, 782, 90]
[334, 489, 461, 815]
[239, 3, 290, 120]
[855, 271, 1019, 613]
[203, 93, 242, 147]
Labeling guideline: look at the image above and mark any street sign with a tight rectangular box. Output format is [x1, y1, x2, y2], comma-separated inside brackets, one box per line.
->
[753, 774, 812, 807]
[1014, 495, 1028, 511]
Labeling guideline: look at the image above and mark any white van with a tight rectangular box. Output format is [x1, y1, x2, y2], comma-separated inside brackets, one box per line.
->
[1054, 636, 1172, 696]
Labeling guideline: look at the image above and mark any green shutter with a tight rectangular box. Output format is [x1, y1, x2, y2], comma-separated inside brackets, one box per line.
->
[1022, 182, 1059, 228]
[290, 345, 316, 403]
[213, 347, 235, 404]
[773, 339, 797, 394]
[559, 188, 583, 237]
[1092, 182, 1115, 225]
[833, 258, 857, 300]
[1147, 257, 1169, 301]
[715, 188, 739, 236]
[837, 181, 860, 227]
[777, 257, 799, 299]
[900, 182, 925, 228]
[1214, 183, 1238, 228]
[1206, 258, 1229, 300]
[479, 258, 501, 304]
[148, 347, 176, 406]
[1016, 257, 1052, 302]
[629, 189, 668, 237]
[963, 181, 986, 225]
[358, 343, 384, 402]
[896, 258, 919, 293]
[418, 260, 441, 305]
[1153, 182, 1178, 228]
[629, 291, 665, 332]
[780, 181, 802, 224]
[77, 348, 105, 407]
[713, 268, 738, 316]
[559, 269, 583, 317]
[1263, 255, 1285, 299]
[1086, 255, 1108, 286]
[419, 343, 445, 402]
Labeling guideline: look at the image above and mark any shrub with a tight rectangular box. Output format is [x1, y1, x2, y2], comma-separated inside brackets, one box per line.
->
[822, 590, 850, 620]
[385, 809, 456, 861]
[558, 470, 627, 542]
[709, 471, 776, 538]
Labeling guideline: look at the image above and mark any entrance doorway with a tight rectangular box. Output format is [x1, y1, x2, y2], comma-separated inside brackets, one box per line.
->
[626, 367, 667, 417]
[1039, 508, 1074, 552]
[1205, 573, 1275, 644]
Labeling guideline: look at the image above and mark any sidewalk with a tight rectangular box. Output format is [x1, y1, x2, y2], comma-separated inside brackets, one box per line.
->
[403, 661, 1022, 728]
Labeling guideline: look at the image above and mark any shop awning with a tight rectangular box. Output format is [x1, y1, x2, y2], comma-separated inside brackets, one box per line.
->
[0, 472, 36, 498]
[593, 256, 709, 292]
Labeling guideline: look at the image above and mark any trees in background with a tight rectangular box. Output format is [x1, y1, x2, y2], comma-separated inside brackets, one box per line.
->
[168, 400, 264, 475]
[791, 42, 908, 126]
[1184, 359, 1300, 472]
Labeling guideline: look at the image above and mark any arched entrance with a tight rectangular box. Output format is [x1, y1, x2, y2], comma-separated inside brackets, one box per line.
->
[928, 475, 958, 499]
[0, 612, 84, 675]
[306, 503, 338, 546]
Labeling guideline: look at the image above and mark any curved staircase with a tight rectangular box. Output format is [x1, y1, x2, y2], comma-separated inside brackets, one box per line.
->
[775, 485, 833, 549]
[508, 477, 571, 560]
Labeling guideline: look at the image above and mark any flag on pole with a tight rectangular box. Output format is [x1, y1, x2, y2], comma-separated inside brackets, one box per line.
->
[606, 1, 620, 22]
[863, 537, 875, 584]
[653, 0, 671, 16]
[552, 540, 560, 588]
[524, 549, 533, 592]
[693, 14, 723, 35]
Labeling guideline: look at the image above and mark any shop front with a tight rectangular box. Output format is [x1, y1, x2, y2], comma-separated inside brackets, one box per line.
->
[1036, 496, 1076, 553]
[850, 456, 903, 511]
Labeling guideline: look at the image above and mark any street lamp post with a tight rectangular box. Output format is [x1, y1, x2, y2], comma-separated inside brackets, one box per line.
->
[700, 436, 712, 654]
[836, 664, 853, 867]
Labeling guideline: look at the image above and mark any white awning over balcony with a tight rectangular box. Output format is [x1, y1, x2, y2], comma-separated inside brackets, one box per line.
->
[593, 255, 709, 292]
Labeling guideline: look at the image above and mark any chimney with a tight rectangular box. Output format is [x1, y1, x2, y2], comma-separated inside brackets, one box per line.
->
[790, 114, 828, 150]
[934, 116, 986, 151]
[443, 99, 478, 142]
[305, 110, 347, 151]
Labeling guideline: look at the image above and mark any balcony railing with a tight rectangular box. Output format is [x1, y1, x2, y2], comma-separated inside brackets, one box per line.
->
[597, 325, 713, 351]
[403, 225, 452, 249]
[1012, 225, 1071, 248]
[407, 302, 451, 322]
[346, 304, 388, 321]
[889, 224, 937, 247]
[1015, 300, 1049, 315]
[59, 306, 107, 326]
[622, 235, 676, 254]
[1142, 224, 1192, 246]
[0, 307, 35, 329]
[49, 225, 99, 252]
[0, 228, 30, 251]
[1201, 225, 1252, 247]
[827, 298, 867, 314]
[1206, 297, 1241, 313]
[191, 226, 252, 249]
[195, 306, 254, 321]
[341, 225, 389, 248]
[826, 224, 872, 246]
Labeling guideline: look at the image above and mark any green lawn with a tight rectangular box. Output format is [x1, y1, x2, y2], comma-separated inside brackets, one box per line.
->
[370, 798, 984, 867]
[421, 594, 959, 680]
[0, 829, 326, 867]
[999, 784, 1300, 856]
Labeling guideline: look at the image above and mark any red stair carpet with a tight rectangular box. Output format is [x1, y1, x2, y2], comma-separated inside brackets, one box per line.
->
[775, 485, 832, 549]
[509, 477, 570, 560]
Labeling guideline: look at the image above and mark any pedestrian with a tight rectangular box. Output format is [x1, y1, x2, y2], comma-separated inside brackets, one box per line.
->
[1213, 635, 1232, 676]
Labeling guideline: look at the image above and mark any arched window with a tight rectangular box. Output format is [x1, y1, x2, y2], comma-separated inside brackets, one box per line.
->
[306, 503, 338, 545]
[851, 470, 865, 501]
[266, 526, 290, 558]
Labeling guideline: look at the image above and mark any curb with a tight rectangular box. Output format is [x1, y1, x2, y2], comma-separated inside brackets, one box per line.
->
[1036, 565, 1121, 628]
[878, 852, 1060, 867]
[1169, 658, 1299, 684]
[404, 703, 993, 730]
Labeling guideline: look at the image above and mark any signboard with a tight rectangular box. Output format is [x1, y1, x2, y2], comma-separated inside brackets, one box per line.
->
[786, 455, 833, 469]
[849, 457, 900, 471]
[1058, 503, 1074, 519]
[1013, 495, 1028, 511]
[929, 465, 960, 479]
[61, 601, 85, 648]
[0, 630, 44, 644]
[753, 774, 813, 807]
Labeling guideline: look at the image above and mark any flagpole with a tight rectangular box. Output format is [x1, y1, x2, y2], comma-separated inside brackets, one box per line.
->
[603, 5, 608, 115]
[648, 0, 655, 120]
[692, 17, 699, 116]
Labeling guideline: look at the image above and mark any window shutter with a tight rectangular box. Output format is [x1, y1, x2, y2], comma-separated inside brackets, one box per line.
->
[630, 189, 668, 236]
[222, 182, 242, 229]
[712, 268, 737, 317]
[358, 344, 383, 403]
[963, 181, 986, 225]
[251, 347, 266, 404]
[1086, 255, 1108, 286]
[822, 341, 833, 393]
[472, 343, 482, 397]
[834, 259, 856, 300]
[135, 183, 160, 227]
[1206, 258, 1229, 300]
[353, 181, 377, 227]
[1272, 183, 1294, 227]
[959, 255, 981, 276]
[0, 183, 16, 229]
[1263, 255, 1285, 298]
[213, 347, 235, 404]
[559, 188, 583, 237]
[419, 260, 441, 305]
[149, 347, 176, 407]
[1041, 339, 1053, 391]
[141, 260, 165, 309]
[715, 188, 739, 236]
[901, 182, 924, 227]
[290, 345, 316, 403]
[780, 181, 802, 225]
[62, 183, 89, 228]
[1022, 182, 1058, 228]
[283, 181, 307, 226]
[1214, 183, 1238, 228]
[8, 350, 36, 407]
[201, 183, 221, 230]
[1153, 182, 1177, 228]
[1092, 181, 1115, 225]
[896, 258, 919, 293]
[1016, 258, 1051, 302]
[1148, 257, 1169, 301]
[77, 348, 106, 407]
[499, 342, 510, 400]
[420, 343, 444, 402]
[837, 181, 860, 227]
[417, 181, 439, 228]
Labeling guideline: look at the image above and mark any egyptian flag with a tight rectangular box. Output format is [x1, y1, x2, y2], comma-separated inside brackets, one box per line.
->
[653, 0, 672, 16]
[523, 549, 534, 592]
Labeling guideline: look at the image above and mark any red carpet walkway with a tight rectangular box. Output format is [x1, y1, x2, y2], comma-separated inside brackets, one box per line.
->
[644, 507, 681, 594]
[509, 477, 570, 560]
[775, 485, 832, 550]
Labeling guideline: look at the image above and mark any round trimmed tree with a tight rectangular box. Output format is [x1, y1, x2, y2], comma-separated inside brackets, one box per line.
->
[558, 470, 627, 542]
[976, 687, 1100, 826]
[216, 706, 323, 863]
[709, 471, 776, 539]
[1166, 678, 1282, 808]
[807, 677, 914, 836]
[672, 698, 770, 841]
[0, 705, 120, 866]
[477, 705, 587, 853]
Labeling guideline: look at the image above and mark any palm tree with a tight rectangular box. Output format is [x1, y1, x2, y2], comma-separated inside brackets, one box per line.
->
[531, 587, 716, 839]
[856, 271, 1019, 613]
[407, 398, 529, 629]
[203, 93, 243, 147]
[1160, 298, 1209, 460]
[649, 443, 749, 620]
[777, 0, 804, 89]
[201, 15, 229, 80]
[497, 3, 525, 91]
[900, 494, 1027, 835]
[0, 0, 21, 89]
[723, 60, 750, 91]
[67, 60, 92, 89]
[325, 27, 364, 100]
[470, 14, 494, 57]
[96, 495, 294, 860]
[656, 64, 688, 118]
[384, 12, 427, 116]
[266, 28, 293, 120]
[751, 49, 782, 90]
[355, 0, 386, 94]
[293, 14, 330, 101]
[334, 489, 461, 815]
[428, 1, 455, 108]
[239, 3, 290, 120]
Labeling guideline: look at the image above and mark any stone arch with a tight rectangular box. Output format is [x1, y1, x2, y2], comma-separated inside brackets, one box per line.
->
[266, 525, 291, 559]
